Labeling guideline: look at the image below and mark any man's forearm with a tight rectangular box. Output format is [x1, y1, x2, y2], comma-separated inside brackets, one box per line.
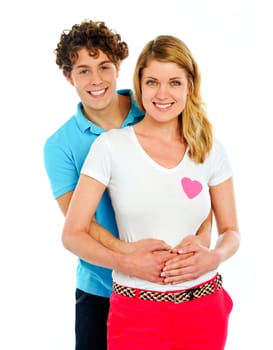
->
[195, 209, 212, 247]
[62, 221, 172, 283]
[89, 219, 130, 253]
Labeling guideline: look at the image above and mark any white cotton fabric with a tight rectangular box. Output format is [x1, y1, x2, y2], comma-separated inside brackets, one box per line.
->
[82, 126, 233, 291]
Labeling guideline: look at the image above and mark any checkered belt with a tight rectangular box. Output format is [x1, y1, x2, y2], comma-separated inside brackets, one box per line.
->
[113, 273, 222, 304]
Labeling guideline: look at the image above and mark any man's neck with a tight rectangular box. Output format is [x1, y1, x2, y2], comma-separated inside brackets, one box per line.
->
[83, 94, 131, 130]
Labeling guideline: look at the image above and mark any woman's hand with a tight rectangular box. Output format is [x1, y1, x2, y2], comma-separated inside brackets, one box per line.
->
[160, 235, 219, 284]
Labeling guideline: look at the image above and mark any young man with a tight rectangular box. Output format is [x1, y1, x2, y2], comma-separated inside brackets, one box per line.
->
[44, 20, 212, 350]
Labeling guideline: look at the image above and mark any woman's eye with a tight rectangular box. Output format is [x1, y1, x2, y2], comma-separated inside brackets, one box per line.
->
[171, 80, 181, 86]
[146, 80, 157, 86]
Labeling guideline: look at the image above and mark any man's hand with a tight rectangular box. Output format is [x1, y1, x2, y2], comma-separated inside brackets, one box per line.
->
[117, 239, 175, 284]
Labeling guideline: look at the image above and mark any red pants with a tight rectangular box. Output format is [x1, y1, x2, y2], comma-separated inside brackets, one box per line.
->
[107, 276, 233, 350]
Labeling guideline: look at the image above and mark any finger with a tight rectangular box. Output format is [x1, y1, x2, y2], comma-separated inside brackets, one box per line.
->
[148, 240, 172, 252]
[163, 273, 193, 284]
[161, 262, 189, 277]
[162, 267, 196, 284]
[164, 252, 194, 266]
[156, 253, 176, 265]
[177, 243, 199, 254]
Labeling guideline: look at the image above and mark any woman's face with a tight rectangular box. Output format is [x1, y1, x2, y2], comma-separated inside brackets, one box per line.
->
[141, 60, 189, 124]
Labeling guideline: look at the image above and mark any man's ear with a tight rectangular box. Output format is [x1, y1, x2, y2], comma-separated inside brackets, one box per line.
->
[116, 64, 120, 78]
[64, 72, 74, 86]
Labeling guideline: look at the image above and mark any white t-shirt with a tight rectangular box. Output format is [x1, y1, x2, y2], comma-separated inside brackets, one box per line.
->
[81, 126, 233, 291]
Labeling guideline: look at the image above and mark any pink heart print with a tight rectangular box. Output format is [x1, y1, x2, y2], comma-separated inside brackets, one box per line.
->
[181, 177, 203, 199]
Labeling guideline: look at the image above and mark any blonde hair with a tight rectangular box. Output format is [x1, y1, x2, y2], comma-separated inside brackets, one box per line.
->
[133, 35, 213, 163]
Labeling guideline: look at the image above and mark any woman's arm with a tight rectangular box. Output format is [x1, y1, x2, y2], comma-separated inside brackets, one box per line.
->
[209, 177, 240, 261]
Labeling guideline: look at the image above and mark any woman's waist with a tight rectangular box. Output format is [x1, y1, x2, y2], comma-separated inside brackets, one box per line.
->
[112, 269, 217, 292]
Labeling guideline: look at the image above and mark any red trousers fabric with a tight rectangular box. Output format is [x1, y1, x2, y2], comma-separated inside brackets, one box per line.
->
[107, 277, 233, 350]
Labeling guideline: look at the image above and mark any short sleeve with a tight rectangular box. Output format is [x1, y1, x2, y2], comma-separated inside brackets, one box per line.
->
[208, 139, 233, 186]
[43, 139, 78, 198]
[81, 133, 112, 186]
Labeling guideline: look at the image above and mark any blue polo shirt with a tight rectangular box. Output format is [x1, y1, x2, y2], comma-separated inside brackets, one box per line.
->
[43, 89, 144, 297]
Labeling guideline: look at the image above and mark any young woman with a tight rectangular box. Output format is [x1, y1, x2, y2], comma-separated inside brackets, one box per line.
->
[62, 35, 240, 350]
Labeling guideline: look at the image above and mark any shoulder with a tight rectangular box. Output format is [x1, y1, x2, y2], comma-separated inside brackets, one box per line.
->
[210, 138, 229, 157]
[45, 102, 93, 145]
[93, 127, 132, 149]
[102, 126, 132, 140]
[44, 117, 77, 153]
[206, 138, 233, 183]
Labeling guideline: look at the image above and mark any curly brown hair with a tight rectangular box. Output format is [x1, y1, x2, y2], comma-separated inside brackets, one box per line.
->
[55, 20, 129, 74]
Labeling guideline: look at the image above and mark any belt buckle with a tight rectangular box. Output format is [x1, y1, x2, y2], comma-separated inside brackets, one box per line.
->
[173, 293, 179, 304]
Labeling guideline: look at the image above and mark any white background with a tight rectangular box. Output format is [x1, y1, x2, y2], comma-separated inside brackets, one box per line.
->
[0, 1, 269, 349]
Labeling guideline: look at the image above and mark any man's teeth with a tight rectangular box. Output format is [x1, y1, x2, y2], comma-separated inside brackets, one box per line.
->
[91, 89, 105, 96]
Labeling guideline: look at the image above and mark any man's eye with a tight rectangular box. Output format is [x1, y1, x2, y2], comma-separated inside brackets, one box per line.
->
[100, 64, 115, 71]
[79, 69, 89, 75]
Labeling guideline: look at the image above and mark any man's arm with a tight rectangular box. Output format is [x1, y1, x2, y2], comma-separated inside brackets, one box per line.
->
[57, 190, 171, 255]
[88, 209, 212, 254]
[58, 188, 172, 283]
[57, 191, 73, 216]
[195, 209, 212, 247]
[88, 210, 213, 284]
[59, 188, 213, 284]
[56, 189, 140, 254]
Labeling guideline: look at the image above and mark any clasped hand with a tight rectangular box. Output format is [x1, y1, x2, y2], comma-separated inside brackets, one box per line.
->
[125, 235, 218, 285]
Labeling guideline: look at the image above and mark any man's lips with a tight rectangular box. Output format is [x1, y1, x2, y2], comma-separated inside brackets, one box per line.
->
[88, 88, 107, 96]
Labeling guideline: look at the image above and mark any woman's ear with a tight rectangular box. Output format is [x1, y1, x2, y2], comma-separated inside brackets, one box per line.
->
[187, 77, 194, 95]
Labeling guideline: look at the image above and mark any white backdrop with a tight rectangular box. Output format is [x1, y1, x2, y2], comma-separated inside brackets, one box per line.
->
[0, 1, 267, 349]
